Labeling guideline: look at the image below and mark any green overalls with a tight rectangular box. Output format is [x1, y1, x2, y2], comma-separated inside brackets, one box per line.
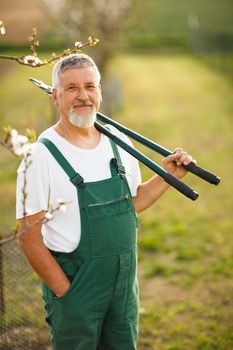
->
[39, 136, 139, 350]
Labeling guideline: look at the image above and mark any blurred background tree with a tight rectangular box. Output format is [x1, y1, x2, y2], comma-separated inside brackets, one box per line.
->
[42, 0, 134, 73]
[41, 0, 135, 114]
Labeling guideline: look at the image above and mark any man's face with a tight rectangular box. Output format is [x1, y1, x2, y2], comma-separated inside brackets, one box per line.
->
[52, 66, 102, 128]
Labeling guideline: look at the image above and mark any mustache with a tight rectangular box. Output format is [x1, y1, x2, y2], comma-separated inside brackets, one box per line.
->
[73, 101, 93, 107]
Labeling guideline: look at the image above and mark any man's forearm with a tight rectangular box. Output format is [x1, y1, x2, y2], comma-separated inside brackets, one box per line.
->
[132, 175, 170, 213]
[19, 238, 70, 297]
[18, 213, 70, 297]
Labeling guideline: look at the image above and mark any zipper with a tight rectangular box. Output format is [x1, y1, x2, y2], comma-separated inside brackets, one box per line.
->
[87, 194, 129, 208]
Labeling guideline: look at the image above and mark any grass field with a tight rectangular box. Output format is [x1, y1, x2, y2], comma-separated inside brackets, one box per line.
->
[0, 53, 233, 349]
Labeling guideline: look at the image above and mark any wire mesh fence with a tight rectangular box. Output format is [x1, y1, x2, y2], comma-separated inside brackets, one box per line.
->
[0, 239, 51, 349]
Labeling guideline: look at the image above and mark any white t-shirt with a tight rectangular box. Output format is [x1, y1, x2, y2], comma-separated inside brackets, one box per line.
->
[16, 125, 141, 252]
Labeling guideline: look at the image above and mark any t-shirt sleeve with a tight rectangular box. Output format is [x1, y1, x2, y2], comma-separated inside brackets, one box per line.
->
[16, 143, 50, 219]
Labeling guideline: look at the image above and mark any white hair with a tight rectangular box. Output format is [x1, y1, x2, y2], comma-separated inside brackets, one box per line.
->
[52, 53, 101, 88]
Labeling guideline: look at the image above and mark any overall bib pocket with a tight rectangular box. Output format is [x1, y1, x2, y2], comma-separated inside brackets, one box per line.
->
[86, 195, 131, 219]
[86, 197, 137, 256]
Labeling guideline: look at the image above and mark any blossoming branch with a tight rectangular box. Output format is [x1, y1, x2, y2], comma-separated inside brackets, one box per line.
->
[0, 24, 99, 68]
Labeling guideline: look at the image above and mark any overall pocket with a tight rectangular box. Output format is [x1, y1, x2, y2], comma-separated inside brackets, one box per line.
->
[51, 258, 101, 337]
[52, 258, 90, 302]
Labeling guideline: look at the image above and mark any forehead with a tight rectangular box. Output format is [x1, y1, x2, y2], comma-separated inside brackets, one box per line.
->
[59, 66, 98, 85]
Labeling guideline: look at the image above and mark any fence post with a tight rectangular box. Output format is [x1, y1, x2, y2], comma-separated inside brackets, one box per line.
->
[0, 235, 5, 316]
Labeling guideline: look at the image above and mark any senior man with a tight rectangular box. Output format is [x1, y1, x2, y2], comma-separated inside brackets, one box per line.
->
[16, 53, 194, 350]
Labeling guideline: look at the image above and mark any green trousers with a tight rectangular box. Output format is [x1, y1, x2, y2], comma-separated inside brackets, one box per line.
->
[40, 137, 139, 350]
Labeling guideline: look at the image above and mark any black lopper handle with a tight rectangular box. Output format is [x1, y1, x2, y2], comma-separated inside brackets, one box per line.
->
[164, 173, 199, 201]
[96, 112, 221, 186]
[95, 121, 199, 201]
[184, 162, 220, 185]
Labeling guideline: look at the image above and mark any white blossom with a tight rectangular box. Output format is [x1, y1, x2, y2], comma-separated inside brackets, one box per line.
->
[21, 143, 33, 156]
[0, 26, 6, 35]
[10, 130, 32, 156]
[23, 55, 43, 66]
[57, 198, 66, 204]
[13, 144, 29, 156]
[10, 129, 18, 138]
[59, 204, 67, 213]
[74, 41, 82, 48]
[25, 207, 33, 215]
[16, 135, 29, 144]
[45, 212, 53, 220]
[0, 21, 5, 35]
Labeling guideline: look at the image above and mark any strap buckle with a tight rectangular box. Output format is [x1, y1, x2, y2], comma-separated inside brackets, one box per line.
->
[70, 173, 84, 187]
[117, 164, 126, 176]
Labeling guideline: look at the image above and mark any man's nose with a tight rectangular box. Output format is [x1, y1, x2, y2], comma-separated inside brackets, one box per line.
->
[77, 87, 89, 100]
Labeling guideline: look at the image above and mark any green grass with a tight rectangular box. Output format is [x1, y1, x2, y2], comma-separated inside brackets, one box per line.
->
[0, 53, 233, 349]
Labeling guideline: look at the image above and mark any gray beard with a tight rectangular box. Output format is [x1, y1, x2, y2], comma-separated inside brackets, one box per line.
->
[68, 109, 96, 129]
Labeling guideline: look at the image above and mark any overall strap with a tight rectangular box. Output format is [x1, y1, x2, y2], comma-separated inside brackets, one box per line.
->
[106, 128, 126, 177]
[38, 138, 84, 188]
[109, 136, 132, 196]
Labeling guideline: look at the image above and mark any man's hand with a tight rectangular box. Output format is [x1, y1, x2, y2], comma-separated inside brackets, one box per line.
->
[55, 280, 71, 298]
[17, 211, 71, 298]
[162, 147, 196, 179]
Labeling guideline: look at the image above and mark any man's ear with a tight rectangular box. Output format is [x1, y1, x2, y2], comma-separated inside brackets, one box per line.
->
[52, 88, 59, 107]
[99, 84, 103, 103]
